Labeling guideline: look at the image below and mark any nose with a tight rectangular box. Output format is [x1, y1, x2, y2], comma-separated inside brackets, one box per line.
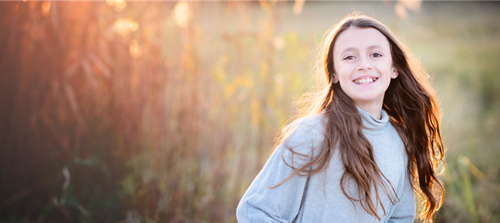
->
[356, 56, 373, 71]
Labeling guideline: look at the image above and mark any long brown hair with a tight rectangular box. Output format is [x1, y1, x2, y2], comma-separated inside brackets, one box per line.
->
[273, 13, 444, 222]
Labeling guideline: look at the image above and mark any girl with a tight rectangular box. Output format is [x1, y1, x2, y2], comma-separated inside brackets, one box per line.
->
[236, 14, 444, 223]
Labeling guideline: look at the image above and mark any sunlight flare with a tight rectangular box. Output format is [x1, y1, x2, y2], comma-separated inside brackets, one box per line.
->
[106, 0, 127, 12]
[41, 1, 50, 17]
[172, 0, 190, 28]
[293, 0, 305, 15]
[129, 40, 142, 58]
[114, 18, 138, 37]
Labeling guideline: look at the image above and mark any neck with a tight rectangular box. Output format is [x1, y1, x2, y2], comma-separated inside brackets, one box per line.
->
[355, 101, 383, 120]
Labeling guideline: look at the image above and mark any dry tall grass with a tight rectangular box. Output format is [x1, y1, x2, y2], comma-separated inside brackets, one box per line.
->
[0, 1, 300, 222]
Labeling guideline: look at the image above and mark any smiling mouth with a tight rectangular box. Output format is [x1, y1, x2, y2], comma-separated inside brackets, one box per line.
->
[353, 77, 378, 85]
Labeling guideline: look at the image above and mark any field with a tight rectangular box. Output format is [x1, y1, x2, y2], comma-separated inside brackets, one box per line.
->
[0, 1, 499, 222]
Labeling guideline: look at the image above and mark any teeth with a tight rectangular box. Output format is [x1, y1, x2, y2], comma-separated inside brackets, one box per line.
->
[354, 78, 377, 85]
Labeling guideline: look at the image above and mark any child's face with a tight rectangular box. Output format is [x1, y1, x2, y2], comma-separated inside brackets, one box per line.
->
[333, 27, 398, 110]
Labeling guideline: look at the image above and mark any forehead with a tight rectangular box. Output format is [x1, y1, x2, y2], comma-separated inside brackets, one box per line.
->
[333, 27, 390, 54]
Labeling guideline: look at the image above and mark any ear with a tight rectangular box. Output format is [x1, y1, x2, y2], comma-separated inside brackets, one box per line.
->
[331, 73, 339, 83]
[391, 67, 398, 79]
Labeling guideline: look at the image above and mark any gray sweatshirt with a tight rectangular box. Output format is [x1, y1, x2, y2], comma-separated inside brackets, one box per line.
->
[236, 107, 415, 223]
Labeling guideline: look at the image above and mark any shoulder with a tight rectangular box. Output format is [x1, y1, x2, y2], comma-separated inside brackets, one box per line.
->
[291, 112, 326, 135]
[282, 112, 327, 153]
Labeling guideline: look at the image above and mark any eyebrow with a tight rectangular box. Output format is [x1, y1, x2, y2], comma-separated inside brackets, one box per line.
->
[339, 45, 385, 55]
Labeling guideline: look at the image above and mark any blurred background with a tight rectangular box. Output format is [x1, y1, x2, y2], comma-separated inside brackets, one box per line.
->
[0, 0, 499, 222]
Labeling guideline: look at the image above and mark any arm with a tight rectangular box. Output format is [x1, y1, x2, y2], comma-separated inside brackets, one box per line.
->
[236, 116, 324, 223]
[388, 174, 416, 223]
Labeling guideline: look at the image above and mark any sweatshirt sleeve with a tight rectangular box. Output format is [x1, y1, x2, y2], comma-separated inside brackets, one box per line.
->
[388, 173, 416, 223]
[236, 116, 324, 223]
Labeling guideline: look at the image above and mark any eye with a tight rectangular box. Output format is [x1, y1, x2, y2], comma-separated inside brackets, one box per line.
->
[343, 55, 355, 60]
[371, 53, 383, 58]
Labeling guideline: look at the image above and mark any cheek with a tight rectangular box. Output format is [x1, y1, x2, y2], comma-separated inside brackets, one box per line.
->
[377, 62, 393, 76]
[338, 72, 352, 86]
[335, 65, 352, 80]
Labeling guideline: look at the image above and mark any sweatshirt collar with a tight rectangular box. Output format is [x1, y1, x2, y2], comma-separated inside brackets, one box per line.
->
[356, 106, 389, 133]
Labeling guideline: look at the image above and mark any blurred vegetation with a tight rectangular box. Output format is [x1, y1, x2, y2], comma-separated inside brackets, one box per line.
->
[0, 1, 499, 222]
